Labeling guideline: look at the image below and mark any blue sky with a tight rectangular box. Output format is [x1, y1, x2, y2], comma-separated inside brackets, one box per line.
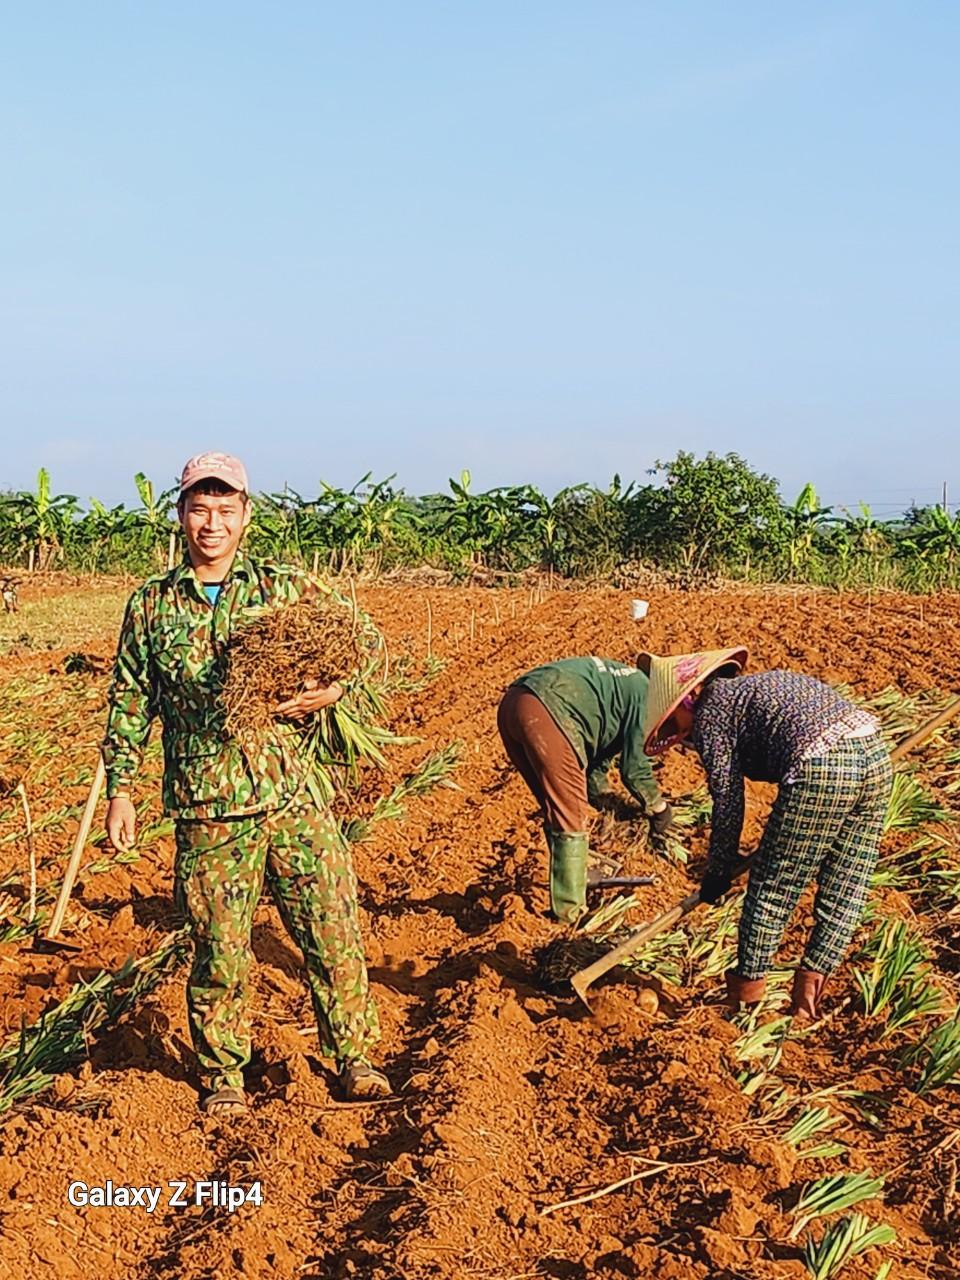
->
[1, 3, 956, 514]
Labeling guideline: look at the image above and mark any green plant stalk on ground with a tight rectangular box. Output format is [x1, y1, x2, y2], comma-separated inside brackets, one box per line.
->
[790, 1171, 886, 1240]
[854, 917, 932, 1019]
[901, 1012, 960, 1094]
[0, 926, 190, 1116]
[802, 1213, 897, 1280]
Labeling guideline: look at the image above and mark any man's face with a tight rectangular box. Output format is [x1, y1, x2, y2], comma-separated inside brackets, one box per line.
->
[179, 489, 251, 566]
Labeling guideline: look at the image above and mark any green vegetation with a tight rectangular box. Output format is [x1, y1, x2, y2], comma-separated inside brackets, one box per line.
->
[3, 453, 959, 587]
[0, 928, 192, 1116]
[802, 1213, 897, 1279]
[789, 1171, 886, 1240]
[901, 1013, 960, 1094]
[853, 917, 945, 1036]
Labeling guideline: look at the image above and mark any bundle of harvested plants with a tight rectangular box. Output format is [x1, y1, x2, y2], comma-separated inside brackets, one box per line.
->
[535, 893, 685, 992]
[222, 597, 362, 743]
[221, 596, 408, 800]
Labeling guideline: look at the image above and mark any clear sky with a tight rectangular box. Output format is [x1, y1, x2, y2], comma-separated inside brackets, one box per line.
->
[1, 3, 956, 515]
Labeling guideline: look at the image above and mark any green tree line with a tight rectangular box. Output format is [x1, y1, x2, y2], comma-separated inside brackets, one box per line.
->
[1, 453, 958, 590]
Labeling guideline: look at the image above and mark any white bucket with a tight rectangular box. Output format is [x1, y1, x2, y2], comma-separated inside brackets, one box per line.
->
[631, 599, 649, 620]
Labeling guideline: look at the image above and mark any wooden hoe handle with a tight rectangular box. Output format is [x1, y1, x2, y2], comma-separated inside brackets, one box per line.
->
[890, 696, 960, 763]
[45, 754, 106, 942]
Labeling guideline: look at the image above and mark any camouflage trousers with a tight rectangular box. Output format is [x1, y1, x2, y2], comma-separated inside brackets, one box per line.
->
[174, 802, 380, 1092]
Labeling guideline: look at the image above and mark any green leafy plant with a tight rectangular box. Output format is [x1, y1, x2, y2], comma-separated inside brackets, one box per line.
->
[854, 917, 941, 1034]
[884, 771, 949, 832]
[342, 742, 462, 842]
[790, 1171, 885, 1239]
[783, 1107, 846, 1160]
[901, 1012, 960, 1094]
[802, 1212, 896, 1279]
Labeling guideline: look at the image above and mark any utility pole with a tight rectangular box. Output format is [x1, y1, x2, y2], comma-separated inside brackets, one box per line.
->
[943, 481, 949, 515]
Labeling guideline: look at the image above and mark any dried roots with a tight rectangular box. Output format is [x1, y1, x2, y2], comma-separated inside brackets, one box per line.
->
[222, 599, 360, 744]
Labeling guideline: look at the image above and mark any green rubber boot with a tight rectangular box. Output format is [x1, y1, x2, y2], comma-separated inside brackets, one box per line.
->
[547, 830, 589, 924]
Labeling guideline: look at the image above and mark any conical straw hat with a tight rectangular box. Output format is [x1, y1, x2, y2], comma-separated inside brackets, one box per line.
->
[639, 646, 748, 755]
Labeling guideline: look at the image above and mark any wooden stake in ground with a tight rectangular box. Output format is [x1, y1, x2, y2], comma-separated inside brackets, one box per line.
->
[16, 784, 35, 924]
[44, 754, 106, 944]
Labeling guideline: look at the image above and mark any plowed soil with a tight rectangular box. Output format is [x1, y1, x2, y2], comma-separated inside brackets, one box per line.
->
[0, 581, 958, 1280]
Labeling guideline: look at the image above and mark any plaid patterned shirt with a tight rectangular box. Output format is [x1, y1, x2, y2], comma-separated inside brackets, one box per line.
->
[692, 671, 878, 871]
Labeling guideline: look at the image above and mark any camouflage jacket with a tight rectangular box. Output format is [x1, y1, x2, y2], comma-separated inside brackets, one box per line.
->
[103, 551, 332, 819]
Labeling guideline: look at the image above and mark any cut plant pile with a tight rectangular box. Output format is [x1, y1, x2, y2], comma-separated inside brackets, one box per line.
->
[0, 581, 957, 1280]
[222, 595, 411, 809]
[222, 598, 361, 743]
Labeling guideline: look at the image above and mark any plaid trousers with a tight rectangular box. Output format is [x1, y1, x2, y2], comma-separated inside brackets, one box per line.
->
[737, 734, 892, 979]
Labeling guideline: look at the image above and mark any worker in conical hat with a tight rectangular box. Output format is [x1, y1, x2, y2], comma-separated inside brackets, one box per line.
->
[497, 656, 673, 924]
[640, 648, 892, 1023]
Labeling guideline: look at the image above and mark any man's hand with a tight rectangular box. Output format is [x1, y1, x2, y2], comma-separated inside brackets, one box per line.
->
[699, 866, 732, 905]
[275, 679, 344, 721]
[106, 796, 137, 852]
[648, 800, 675, 838]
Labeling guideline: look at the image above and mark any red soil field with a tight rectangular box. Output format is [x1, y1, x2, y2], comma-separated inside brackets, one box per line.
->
[0, 581, 958, 1279]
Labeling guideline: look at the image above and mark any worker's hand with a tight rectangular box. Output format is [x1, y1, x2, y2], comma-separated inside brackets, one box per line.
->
[276, 679, 344, 720]
[699, 866, 732, 905]
[648, 800, 675, 838]
[106, 796, 137, 852]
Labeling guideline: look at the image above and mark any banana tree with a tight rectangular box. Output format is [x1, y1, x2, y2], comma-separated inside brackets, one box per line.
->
[785, 483, 833, 575]
[75, 499, 140, 571]
[425, 472, 544, 569]
[339, 475, 420, 570]
[133, 473, 177, 568]
[10, 469, 79, 569]
[899, 507, 960, 582]
[255, 485, 319, 564]
[840, 502, 891, 556]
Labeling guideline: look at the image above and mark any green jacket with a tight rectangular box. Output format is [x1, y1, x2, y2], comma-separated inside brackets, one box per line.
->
[513, 656, 661, 808]
[103, 551, 330, 820]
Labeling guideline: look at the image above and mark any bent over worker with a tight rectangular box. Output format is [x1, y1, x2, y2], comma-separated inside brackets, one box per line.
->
[103, 452, 388, 1116]
[497, 656, 673, 924]
[639, 648, 892, 1024]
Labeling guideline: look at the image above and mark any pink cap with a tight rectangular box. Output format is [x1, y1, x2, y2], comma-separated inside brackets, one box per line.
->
[179, 452, 249, 497]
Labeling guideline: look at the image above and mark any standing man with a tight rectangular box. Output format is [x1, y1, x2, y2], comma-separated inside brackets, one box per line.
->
[103, 452, 389, 1115]
[497, 656, 673, 924]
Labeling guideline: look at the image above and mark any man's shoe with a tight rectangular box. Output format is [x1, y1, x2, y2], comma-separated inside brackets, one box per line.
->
[341, 1062, 392, 1099]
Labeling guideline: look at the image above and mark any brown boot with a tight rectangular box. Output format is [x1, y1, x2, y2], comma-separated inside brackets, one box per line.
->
[724, 969, 766, 1015]
[790, 968, 827, 1024]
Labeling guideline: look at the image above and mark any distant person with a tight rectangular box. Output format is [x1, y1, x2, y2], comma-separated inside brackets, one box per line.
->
[103, 452, 389, 1115]
[497, 656, 673, 923]
[639, 647, 891, 1023]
